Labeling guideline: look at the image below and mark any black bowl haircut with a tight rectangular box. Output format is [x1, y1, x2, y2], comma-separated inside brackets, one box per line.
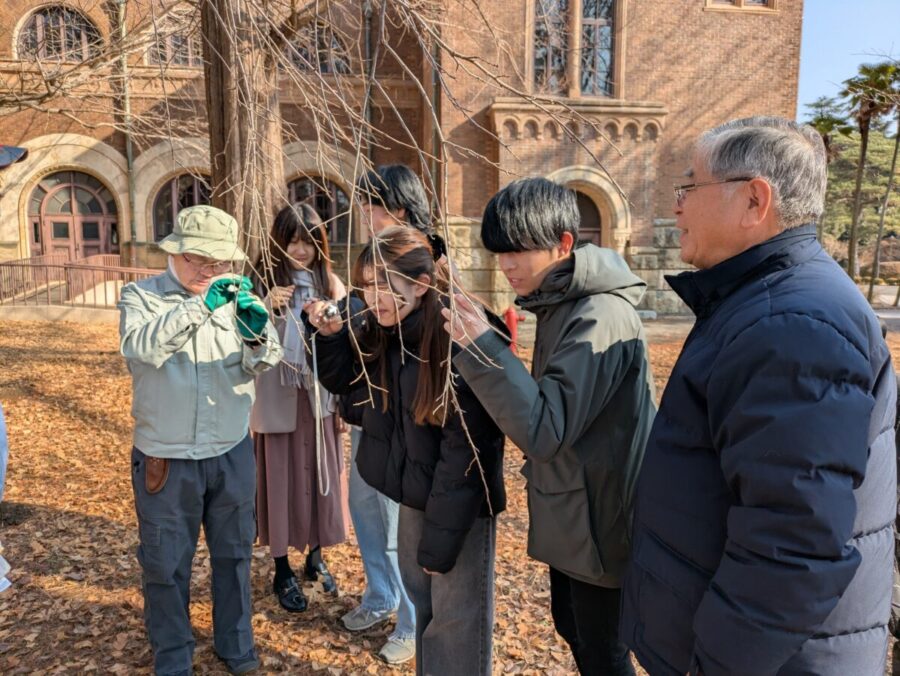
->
[481, 177, 580, 253]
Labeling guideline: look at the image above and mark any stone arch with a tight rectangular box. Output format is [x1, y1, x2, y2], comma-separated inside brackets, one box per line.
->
[546, 165, 632, 253]
[282, 140, 363, 241]
[134, 137, 211, 242]
[501, 119, 519, 141]
[565, 121, 581, 142]
[3, 133, 128, 258]
[282, 141, 359, 195]
[624, 122, 640, 142]
[642, 121, 661, 142]
[523, 119, 540, 140]
[603, 121, 620, 142]
[542, 120, 560, 141]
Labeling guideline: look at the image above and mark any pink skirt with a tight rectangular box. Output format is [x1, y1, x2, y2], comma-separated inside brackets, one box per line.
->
[254, 387, 349, 557]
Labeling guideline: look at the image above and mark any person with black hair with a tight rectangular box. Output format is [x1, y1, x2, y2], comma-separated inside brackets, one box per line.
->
[306, 227, 506, 675]
[356, 164, 446, 259]
[329, 164, 450, 663]
[444, 177, 656, 675]
[250, 203, 349, 614]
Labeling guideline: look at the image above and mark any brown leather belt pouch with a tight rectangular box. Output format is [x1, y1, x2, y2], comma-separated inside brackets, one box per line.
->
[145, 457, 170, 495]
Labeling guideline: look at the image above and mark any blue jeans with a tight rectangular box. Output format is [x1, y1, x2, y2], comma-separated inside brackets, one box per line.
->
[349, 427, 415, 640]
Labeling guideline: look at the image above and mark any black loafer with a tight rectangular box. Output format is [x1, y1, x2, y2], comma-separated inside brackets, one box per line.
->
[273, 575, 308, 612]
[304, 558, 338, 595]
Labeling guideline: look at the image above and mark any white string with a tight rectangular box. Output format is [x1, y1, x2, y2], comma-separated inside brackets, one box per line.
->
[311, 332, 331, 498]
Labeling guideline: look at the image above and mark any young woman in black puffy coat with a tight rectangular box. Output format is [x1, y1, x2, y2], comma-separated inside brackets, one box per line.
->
[305, 226, 505, 676]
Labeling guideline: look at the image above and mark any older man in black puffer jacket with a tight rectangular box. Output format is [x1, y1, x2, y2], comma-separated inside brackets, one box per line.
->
[621, 117, 897, 676]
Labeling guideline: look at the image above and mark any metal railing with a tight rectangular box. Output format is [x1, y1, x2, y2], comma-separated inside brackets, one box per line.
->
[0, 254, 69, 304]
[0, 254, 160, 308]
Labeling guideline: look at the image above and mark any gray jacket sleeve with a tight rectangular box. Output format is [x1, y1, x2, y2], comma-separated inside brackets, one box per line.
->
[118, 283, 210, 368]
[454, 300, 634, 462]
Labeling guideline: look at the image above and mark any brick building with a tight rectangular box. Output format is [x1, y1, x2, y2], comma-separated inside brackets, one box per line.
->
[0, 0, 802, 312]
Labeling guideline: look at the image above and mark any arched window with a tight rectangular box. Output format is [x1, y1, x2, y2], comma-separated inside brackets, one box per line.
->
[18, 6, 102, 63]
[574, 191, 603, 246]
[153, 174, 211, 241]
[149, 29, 203, 68]
[288, 176, 352, 245]
[28, 171, 118, 258]
[533, 0, 617, 97]
[288, 23, 351, 74]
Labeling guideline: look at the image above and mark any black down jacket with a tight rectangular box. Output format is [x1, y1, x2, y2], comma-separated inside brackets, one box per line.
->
[309, 301, 506, 574]
[621, 225, 897, 676]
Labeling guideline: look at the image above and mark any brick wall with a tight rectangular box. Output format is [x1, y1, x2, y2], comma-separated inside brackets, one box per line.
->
[624, 0, 803, 227]
[0, 0, 803, 312]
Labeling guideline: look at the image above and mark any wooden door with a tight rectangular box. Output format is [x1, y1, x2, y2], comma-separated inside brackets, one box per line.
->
[30, 172, 118, 259]
[45, 218, 76, 259]
[77, 218, 103, 257]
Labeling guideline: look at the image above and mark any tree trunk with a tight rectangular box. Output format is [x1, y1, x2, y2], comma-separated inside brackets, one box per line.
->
[201, 0, 285, 265]
[869, 114, 900, 303]
[848, 123, 870, 279]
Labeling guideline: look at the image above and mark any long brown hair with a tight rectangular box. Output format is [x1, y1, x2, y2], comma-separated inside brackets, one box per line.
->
[352, 226, 450, 426]
[257, 203, 335, 299]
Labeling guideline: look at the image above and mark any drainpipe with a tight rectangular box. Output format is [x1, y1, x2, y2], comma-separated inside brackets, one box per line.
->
[118, 0, 138, 267]
[363, 1, 373, 162]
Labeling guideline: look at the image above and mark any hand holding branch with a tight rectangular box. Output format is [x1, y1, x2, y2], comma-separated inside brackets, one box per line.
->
[441, 293, 492, 348]
[266, 284, 295, 311]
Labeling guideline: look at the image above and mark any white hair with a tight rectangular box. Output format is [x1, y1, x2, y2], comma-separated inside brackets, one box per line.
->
[696, 116, 828, 229]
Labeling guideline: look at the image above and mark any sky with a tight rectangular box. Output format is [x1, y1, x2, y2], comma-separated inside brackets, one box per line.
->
[797, 0, 900, 121]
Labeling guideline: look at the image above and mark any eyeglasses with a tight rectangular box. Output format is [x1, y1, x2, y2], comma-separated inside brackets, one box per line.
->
[673, 177, 755, 206]
[183, 253, 233, 273]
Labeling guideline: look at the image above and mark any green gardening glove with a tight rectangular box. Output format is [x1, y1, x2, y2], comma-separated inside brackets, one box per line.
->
[204, 276, 252, 312]
[235, 289, 269, 341]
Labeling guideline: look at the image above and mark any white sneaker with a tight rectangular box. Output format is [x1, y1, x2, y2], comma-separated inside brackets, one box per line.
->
[341, 605, 396, 631]
[378, 636, 416, 665]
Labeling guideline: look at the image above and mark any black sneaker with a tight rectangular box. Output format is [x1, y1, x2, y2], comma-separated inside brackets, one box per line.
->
[273, 575, 308, 613]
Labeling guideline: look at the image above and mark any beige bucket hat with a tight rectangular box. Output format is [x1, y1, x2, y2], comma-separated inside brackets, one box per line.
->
[158, 205, 248, 262]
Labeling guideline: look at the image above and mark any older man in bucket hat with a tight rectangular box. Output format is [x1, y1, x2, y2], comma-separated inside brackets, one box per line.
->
[118, 205, 282, 675]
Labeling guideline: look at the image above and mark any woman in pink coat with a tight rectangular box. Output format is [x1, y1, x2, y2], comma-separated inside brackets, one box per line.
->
[251, 203, 349, 612]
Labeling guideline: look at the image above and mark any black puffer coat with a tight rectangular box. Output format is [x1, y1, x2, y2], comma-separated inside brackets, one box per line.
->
[621, 225, 897, 675]
[309, 301, 506, 574]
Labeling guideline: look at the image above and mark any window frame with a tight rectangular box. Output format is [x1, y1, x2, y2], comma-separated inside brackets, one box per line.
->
[579, 0, 616, 97]
[703, 0, 779, 13]
[286, 175, 355, 245]
[533, 0, 570, 96]
[17, 5, 102, 63]
[147, 27, 204, 69]
[527, 0, 627, 99]
[287, 22, 352, 75]
[152, 173, 212, 242]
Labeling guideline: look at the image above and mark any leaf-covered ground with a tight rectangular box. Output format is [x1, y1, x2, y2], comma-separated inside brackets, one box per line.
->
[0, 319, 896, 674]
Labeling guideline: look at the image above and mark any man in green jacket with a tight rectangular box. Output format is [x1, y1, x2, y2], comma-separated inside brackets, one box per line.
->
[444, 178, 655, 676]
[118, 206, 282, 676]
